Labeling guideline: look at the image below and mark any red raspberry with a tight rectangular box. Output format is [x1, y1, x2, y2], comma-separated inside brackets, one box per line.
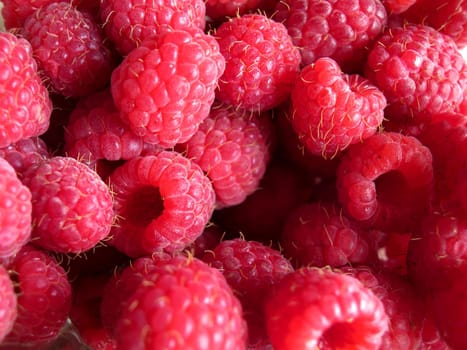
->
[274, 0, 387, 72]
[0, 32, 51, 148]
[264, 267, 388, 350]
[178, 103, 274, 208]
[215, 14, 301, 112]
[22, 2, 116, 97]
[108, 151, 216, 257]
[381, 0, 416, 14]
[114, 255, 247, 349]
[0, 157, 32, 260]
[4, 245, 72, 344]
[21, 156, 114, 254]
[364, 24, 467, 124]
[205, 0, 276, 21]
[0, 265, 17, 343]
[111, 28, 225, 148]
[202, 238, 294, 349]
[290, 57, 386, 158]
[100, 0, 206, 55]
[336, 131, 434, 232]
[281, 201, 370, 268]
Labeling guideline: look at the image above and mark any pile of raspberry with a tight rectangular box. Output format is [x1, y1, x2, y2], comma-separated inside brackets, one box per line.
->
[0, 0, 466, 349]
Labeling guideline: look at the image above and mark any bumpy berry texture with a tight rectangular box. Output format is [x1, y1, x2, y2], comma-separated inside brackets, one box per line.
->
[111, 28, 225, 147]
[178, 103, 274, 208]
[0, 32, 51, 148]
[0, 265, 17, 343]
[215, 14, 301, 111]
[336, 131, 433, 232]
[202, 238, 294, 348]
[22, 2, 116, 97]
[264, 267, 388, 350]
[281, 201, 370, 268]
[108, 151, 216, 257]
[21, 156, 114, 253]
[4, 245, 72, 344]
[114, 255, 247, 350]
[365, 24, 467, 123]
[290, 57, 386, 158]
[274, 0, 387, 71]
[0, 157, 32, 260]
[100, 0, 206, 55]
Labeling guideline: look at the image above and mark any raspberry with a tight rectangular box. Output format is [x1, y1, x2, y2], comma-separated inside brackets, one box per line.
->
[0, 157, 32, 260]
[264, 267, 388, 350]
[108, 151, 216, 257]
[281, 201, 370, 268]
[274, 0, 387, 72]
[177, 103, 274, 208]
[381, 0, 416, 14]
[190, 224, 223, 258]
[100, 0, 206, 55]
[290, 57, 386, 158]
[4, 244, 72, 344]
[364, 24, 467, 123]
[0, 265, 17, 343]
[22, 2, 116, 97]
[21, 156, 114, 254]
[214, 14, 301, 112]
[114, 255, 247, 349]
[206, 0, 275, 21]
[336, 131, 434, 232]
[0, 32, 52, 148]
[111, 27, 225, 147]
[202, 238, 294, 348]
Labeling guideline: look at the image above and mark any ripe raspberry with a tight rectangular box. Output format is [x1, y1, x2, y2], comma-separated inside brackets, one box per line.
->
[22, 2, 116, 97]
[0, 265, 17, 343]
[290, 57, 386, 158]
[336, 131, 434, 232]
[274, 0, 387, 72]
[114, 255, 247, 349]
[0, 157, 32, 260]
[364, 24, 467, 123]
[264, 267, 388, 350]
[100, 0, 206, 55]
[177, 103, 274, 208]
[111, 28, 225, 148]
[381, 0, 416, 14]
[0, 32, 51, 148]
[108, 151, 216, 257]
[215, 14, 301, 112]
[205, 0, 275, 21]
[281, 201, 370, 268]
[21, 156, 114, 254]
[202, 238, 294, 349]
[64, 89, 162, 168]
[4, 244, 72, 344]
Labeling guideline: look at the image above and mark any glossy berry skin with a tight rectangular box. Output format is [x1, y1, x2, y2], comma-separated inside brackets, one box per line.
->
[0, 32, 51, 148]
[4, 245, 72, 344]
[290, 57, 386, 158]
[365, 24, 467, 123]
[264, 267, 388, 350]
[0, 157, 32, 260]
[336, 131, 433, 232]
[0, 265, 17, 343]
[215, 14, 301, 112]
[0, 137, 49, 178]
[178, 103, 274, 208]
[100, 0, 206, 55]
[111, 28, 225, 148]
[274, 0, 387, 71]
[22, 2, 116, 97]
[108, 151, 216, 257]
[22, 156, 114, 254]
[114, 255, 247, 350]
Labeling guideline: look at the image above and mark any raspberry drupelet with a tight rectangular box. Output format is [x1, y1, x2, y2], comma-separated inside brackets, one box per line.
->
[111, 27, 225, 148]
[0, 32, 51, 148]
[214, 13, 301, 112]
[290, 57, 386, 158]
[0, 265, 17, 343]
[336, 131, 434, 232]
[108, 151, 216, 257]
